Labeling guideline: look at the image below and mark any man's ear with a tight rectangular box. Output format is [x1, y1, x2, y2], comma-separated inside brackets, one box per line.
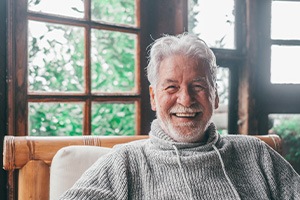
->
[149, 86, 156, 111]
[214, 89, 219, 109]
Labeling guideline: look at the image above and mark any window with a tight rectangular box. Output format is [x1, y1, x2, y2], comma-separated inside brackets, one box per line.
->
[8, 0, 141, 136]
[270, 1, 300, 84]
[260, 0, 300, 128]
[271, 45, 300, 84]
[188, 0, 235, 49]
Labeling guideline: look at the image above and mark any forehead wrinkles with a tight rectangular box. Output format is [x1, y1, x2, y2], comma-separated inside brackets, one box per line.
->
[192, 77, 206, 82]
[159, 53, 197, 68]
[162, 79, 178, 84]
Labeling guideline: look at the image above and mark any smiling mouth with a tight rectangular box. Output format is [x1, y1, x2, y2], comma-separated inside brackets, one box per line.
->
[172, 112, 200, 118]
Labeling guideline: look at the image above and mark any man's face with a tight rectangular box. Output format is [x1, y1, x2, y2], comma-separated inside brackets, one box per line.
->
[149, 54, 219, 143]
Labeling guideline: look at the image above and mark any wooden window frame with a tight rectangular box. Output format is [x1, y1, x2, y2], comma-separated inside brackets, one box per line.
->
[7, 0, 143, 136]
[254, 0, 300, 134]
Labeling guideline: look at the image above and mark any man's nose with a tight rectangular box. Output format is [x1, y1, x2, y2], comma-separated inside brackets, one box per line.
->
[176, 88, 195, 107]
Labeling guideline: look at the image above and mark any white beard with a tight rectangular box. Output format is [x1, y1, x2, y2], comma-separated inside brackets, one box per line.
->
[156, 106, 210, 143]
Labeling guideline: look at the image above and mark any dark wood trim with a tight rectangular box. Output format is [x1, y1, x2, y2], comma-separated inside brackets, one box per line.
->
[228, 65, 239, 134]
[28, 95, 140, 101]
[14, 0, 29, 136]
[0, 0, 8, 198]
[235, 0, 247, 53]
[7, 0, 16, 136]
[212, 48, 245, 59]
[6, 0, 17, 198]
[139, 0, 154, 134]
[255, 0, 271, 135]
[272, 39, 300, 46]
[238, 0, 262, 135]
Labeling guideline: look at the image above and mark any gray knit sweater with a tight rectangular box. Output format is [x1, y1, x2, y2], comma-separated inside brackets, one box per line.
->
[60, 120, 300, 200]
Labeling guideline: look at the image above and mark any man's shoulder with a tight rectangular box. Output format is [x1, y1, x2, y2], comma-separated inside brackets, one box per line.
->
[113, 138, 149, 152]
[221, 134, 261, 141]
[220, 134, 264, 148]
[93, 138, 149, 164]
[218, 135, 270, 159]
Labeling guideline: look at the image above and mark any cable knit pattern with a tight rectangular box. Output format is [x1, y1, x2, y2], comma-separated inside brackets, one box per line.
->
[60, 120, 300, 200]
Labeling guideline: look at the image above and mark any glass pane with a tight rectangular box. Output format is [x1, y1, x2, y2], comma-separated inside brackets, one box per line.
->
[91, 0, 136, 26]
[29, 102, 83, 136]
[212, 67, 229, 135]
[269, 114, 300, 174]
[188, 0, 235, 49]
[92, 102, 136, 135]
[91, 30, 136, 93]
[28, 0, 84, 18]
[271, 1, 300, 40]
[28, 20, 85, 92]
[271, 45, 300, 84]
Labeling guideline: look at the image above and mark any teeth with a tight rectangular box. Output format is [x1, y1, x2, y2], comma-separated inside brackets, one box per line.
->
[175, 113, 196, 117]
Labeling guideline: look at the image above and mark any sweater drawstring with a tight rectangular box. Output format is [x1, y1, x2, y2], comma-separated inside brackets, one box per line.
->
[172, 144, 193, 200]
[212, 145, 241, 199]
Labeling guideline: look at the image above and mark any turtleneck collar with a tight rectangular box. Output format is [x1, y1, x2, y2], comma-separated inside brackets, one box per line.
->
[148, 119, 240, 200]
[149, 119, 220, 151]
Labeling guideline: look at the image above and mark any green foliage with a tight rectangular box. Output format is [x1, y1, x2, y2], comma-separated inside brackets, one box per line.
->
[29, 103, 83, 136]
[28, 0, 41, 5]
[28, 21, 84, 92]
[92, 103, 135, 136]
[271, 116, 300, 162]
[218, 129, 228, 136]
[91, 30, 135, 92]
[92, 0, 135, 25]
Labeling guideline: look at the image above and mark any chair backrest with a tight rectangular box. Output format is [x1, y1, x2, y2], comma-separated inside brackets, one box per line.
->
[50, 145, 112, 200]
[3, 134, 282, 200]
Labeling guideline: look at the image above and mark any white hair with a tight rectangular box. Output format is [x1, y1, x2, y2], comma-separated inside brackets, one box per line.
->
[146, 32, 218, 88]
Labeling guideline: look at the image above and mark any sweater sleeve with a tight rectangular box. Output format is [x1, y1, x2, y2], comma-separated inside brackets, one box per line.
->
[59, 151, 129, 200]
[259, 142, 300, 200]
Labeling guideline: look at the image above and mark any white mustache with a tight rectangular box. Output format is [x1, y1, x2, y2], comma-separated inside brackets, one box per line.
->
[169, 105, 202, 113]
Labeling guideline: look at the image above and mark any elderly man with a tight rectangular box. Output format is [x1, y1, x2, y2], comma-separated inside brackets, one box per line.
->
[60, 33, 300, 200]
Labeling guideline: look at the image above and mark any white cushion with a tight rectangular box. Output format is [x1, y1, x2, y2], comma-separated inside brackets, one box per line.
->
[50, 145, 111, 200]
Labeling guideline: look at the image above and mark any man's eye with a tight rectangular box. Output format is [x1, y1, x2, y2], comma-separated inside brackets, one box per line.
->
[166, 86, 176, 89]
[167, 85, 176, 89]
[193, 85, 205, 91]
[165, 85, 178, 92]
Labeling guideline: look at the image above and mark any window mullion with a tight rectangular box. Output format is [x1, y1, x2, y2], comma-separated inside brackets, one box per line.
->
[84, 25, 92, 135]
[14, 0, 28, 136]
[83, 0, 91, 135]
